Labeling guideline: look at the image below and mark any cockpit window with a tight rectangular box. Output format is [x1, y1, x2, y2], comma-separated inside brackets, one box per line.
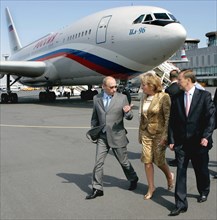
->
[144, 14, 153, 22]
[133, 14, 145, 24]
[168, 13, 178, 22]
[133, 12, 179, 26]
[154, 13, 170, 20]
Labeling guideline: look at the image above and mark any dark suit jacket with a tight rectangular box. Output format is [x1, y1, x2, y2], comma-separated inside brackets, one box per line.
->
[165, 82, 181, 99]
[168, 88, 216, 152]
[214, 88, 217, 129]
[91, 92, 133, 148]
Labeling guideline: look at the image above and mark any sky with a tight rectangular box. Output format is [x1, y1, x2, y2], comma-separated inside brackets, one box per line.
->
[0, 0, 216, 61]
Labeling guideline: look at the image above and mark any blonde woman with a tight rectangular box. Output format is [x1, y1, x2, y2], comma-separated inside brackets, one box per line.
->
[139, 73, 174, 199]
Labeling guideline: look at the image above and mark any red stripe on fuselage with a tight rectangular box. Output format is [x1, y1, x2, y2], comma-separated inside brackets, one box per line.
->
[36, 51, 129, 80]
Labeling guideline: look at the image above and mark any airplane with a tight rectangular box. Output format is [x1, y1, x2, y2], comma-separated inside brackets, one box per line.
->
[0, 5, 186, 103]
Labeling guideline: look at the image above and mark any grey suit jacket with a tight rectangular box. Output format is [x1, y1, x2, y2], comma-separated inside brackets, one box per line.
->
[91, 92, 133, 148]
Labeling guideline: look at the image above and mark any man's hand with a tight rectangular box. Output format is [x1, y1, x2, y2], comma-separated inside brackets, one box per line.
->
[123, 104, 134, 113]
[169, 144, 175, 151]
[200, 138, 208, 147]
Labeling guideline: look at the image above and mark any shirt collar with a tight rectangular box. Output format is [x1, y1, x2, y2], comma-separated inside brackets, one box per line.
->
[103, 92, 111, 99]
[186, 86, 195, 95]
[171, 80, 178, 84]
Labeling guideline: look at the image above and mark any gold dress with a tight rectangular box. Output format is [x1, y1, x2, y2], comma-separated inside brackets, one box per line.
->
[139, 92, 171, 166]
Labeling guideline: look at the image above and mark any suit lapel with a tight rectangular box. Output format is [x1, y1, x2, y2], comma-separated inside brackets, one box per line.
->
[177, 91, 186, 117]
[188, 88, 200, 116]
[97, 93, 104, 110]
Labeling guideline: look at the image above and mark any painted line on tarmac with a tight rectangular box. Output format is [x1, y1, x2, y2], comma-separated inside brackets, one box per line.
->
[0, 124, 138, 130]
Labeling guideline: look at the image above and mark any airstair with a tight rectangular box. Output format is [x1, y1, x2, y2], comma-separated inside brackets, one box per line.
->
[154, 61, 179, 88]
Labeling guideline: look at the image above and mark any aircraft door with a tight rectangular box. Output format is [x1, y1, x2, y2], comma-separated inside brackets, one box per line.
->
[96, 15, 112, 44]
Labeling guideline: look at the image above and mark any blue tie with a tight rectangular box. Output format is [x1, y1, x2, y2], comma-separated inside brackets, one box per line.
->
[105, 96, 110, 111]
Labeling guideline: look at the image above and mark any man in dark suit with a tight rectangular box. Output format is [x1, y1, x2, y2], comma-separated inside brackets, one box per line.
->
[168, 69, 216, 216]
[213, 88, 217, 179]
[165, 69, 182, 167]
[165, 69, 181, 99]
[214, 88, 217, 130]
[86, 76, 138, 200]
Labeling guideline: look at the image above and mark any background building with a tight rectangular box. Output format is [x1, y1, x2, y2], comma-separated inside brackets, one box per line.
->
[171, 31, 217, 86]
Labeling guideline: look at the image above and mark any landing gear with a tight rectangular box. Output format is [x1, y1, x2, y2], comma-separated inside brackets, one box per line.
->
[117, 80, 131, 104]
[1, 92, 18, 103]
[80, 85, 98, 100]
[1, 75, 19, 104]
[80, 90, 98, 100]
[39, 89, 56, 102]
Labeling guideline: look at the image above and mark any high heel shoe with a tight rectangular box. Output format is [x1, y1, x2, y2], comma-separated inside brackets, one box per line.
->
[168, 172, 174, 191]
[143, 188, 155, 200]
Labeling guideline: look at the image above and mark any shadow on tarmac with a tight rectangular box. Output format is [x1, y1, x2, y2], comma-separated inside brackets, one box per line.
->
[56, 171, 200, 212]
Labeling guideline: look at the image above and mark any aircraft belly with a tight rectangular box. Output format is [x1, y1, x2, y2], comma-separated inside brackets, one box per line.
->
[19, 58, 103, 87]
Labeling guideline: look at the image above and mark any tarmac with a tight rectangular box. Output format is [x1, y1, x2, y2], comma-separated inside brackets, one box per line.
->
[0, 88, 216, 220]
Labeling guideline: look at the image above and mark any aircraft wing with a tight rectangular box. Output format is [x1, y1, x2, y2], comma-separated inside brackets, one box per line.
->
[0, 61, 46, 77]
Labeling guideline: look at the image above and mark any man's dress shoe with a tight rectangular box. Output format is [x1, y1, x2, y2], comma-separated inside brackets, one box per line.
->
[168, 159, 178, 167]
[128, 177, 139, 190]
[86, 189, 104, 200]
[169, 207, 187, 216]
[197, 195, 207, 203]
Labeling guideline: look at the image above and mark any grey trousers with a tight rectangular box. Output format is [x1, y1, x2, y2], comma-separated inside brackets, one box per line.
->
[92, 133, 138, 191]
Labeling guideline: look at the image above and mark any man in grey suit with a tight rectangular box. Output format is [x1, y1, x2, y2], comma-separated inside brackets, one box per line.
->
[86, 76, 138, 200]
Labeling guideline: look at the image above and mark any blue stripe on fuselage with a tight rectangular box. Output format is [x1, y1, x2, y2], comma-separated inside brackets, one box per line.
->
[30, 48, 140, 76]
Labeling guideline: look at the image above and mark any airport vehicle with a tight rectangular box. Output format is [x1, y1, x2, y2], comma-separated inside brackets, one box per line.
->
[0, 6, 186, 103]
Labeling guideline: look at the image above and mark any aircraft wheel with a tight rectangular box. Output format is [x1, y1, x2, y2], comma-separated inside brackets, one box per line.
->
[10, 93, 18, 103]
[92, 90, 98, 96]
[49, 92, 56, 102]
[81, 90, 98, 100]
[122, 89, 131, 104]
[39, 92, 46, 102]
[1, 93, 9, 103]
[39, 91, 56, 102]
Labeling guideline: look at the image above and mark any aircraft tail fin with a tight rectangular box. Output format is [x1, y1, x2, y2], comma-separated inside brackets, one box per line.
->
[5, 7, 22, 53]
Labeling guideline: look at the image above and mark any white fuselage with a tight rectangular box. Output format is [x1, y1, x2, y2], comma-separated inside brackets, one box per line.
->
[9, 6, 187, 87]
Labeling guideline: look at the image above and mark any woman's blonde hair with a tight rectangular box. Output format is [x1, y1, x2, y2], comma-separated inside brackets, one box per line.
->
[141, 72, 162, 93]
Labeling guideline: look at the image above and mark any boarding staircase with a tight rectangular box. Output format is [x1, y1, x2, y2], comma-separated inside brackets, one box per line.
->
[154, 61, 179, 88]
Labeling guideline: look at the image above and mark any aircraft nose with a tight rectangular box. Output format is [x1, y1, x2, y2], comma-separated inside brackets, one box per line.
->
[160, 23, 187, 57]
